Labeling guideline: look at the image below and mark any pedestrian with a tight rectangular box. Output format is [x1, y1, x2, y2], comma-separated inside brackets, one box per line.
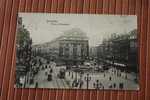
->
[45, 71, 48, 75]
[113, 83, 116, 88]
[47, 73, 52, 81]
[117, 72, 119, 77]
[109, 76, 112, 81]
[42, 65, 44, 70]
[72, 79, 77, 87]
[68, 71, 70, 76]
[35, 82, 38, 88]
[104, 73, 105, 77]
[79, 80, 84, 89]
[72, 80, 75, 87]
[30, 75, 34, 85]
[102, 85, 104, 89]
[114, 70, 116, 74]
[45, 69, 48, 75]
[119, 73, 121, 77]
[93, 82, 96, 88]
[50, 68, 53, 73]
[119, 83, 124, 89]
[45, 65, 47, 69]
[71, 72, 74, 78]
[125, 74, 127, 79]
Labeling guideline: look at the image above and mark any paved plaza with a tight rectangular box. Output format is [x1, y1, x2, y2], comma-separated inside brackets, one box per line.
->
[26, 61, 139, 90]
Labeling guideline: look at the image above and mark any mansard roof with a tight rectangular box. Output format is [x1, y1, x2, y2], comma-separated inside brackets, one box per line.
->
[60, 28, 88, 41]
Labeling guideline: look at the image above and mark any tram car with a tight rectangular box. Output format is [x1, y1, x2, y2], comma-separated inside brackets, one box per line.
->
[57, 68, 66, 79]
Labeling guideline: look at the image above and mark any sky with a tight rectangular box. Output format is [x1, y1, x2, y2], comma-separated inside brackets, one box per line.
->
[19, 13, 137, 47]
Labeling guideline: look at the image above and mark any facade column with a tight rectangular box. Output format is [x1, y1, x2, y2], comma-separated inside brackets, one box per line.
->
[69, 44, 73, 58]
[77, 44, 81, 57]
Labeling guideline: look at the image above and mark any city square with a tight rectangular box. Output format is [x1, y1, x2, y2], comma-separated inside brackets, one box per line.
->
[25, 60, 138, 90]
[15, 13, 139, 90]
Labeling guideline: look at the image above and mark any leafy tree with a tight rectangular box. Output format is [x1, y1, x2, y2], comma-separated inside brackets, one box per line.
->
[16, 17, 32, 73]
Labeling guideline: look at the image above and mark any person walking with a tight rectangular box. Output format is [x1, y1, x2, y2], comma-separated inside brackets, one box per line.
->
[109, 76, 112, 81]
[35, 82, 38, 88]
[79, 80, 84, 89]
[113, 83, 116, 88]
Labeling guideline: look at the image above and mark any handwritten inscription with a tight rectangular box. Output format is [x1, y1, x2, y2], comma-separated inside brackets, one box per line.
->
[46, 20, 70, 26]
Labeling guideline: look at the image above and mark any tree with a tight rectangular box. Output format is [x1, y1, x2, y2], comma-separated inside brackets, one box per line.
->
[16, 17, 32, 73]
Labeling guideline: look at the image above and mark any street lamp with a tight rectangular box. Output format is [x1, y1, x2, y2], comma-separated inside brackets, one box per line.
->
[84, 73, 91, 89]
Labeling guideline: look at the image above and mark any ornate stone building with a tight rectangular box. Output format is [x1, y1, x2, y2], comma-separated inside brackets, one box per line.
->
[97, 29, 138, 72]
[32, 28, 89, 65]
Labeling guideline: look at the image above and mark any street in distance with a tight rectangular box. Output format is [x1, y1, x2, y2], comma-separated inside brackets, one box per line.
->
[15, 13, 139, 90]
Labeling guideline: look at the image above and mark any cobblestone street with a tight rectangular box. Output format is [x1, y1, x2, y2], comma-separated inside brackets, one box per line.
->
[27, 61, 139, 90]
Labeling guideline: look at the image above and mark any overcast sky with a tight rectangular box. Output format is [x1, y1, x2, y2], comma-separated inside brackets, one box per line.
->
[19, 13, 137, 46]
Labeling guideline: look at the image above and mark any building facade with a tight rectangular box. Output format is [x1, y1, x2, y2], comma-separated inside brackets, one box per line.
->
[97, 29, 138, 72]
[32, 28, 89, 66]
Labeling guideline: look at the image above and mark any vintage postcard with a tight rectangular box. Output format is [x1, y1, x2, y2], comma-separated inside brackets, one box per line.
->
[15, 13, 139, 90]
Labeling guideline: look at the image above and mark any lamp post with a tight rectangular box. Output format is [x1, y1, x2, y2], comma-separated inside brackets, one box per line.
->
[84, 73, 91, 89]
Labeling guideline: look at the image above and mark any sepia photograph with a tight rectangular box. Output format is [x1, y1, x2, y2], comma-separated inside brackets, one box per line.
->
[15, 13, 139, 90]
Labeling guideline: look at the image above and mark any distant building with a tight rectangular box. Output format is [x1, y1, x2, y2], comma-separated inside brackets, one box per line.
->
[97, 29, 138, 72]
[89, 46, 98, 60]
[128, 29, 138, 72]
[32, 28, 89, 65]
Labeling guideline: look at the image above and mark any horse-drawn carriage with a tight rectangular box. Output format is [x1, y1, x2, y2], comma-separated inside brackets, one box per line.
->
[57, 68, 66, 79]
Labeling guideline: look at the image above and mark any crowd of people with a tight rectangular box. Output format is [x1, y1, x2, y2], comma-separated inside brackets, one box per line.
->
[64, 66, 133, 89]
[16, 57, 137, 90]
